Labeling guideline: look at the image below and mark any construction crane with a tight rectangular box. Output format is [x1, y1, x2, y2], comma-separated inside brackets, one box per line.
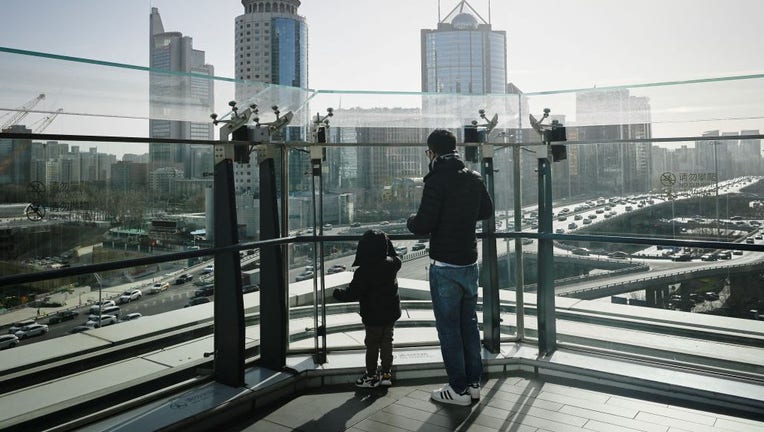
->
[1, 93, 46, 131]
[29, 108, 63, 133]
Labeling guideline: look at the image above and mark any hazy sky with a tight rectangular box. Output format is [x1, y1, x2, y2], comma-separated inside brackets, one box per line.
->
[4, 0, 764, 91]
[2, 0, 764, 153]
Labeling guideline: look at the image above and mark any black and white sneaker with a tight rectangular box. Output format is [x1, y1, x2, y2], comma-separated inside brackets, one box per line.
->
[468, 383, 480, 400]
[379, 371, 393, 386]
[355, 372, 380, 388]
[431, 384, 471, 406]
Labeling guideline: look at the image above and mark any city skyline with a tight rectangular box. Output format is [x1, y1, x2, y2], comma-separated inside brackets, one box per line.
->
[2, 1, 764, 155]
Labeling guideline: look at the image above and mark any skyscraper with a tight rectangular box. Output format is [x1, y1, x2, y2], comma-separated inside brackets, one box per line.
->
[421, 0, 507, 95]
[149, 8, 215, 180]
[235, 0, 307, 91]
[233, 1, 308, 197]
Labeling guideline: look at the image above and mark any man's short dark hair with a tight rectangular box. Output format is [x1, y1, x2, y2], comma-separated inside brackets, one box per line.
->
[427, 129, 457, 155]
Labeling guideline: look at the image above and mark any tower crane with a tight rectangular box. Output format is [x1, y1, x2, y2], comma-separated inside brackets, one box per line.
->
[29, 108, 63, 133]
[0, 93, 46, 131]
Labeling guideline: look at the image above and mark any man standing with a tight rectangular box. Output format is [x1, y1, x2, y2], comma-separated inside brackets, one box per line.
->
[407, 129, 493, 406]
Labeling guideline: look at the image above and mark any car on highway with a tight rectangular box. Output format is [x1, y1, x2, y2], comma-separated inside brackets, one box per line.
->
[9, 319, 36, 334]
[295, 271, 314, 282]
[89, 300, 116, 314]
[242, 284, 259, 294]
[0, 334, 19, 349]
[14, 323, 49, 339]
[175, 274, 193, 284]
[68, 325, 92, 334]
[48, 310, 79, 324]
[185, 297, 211, 307]
[150, 282, 170, 294]
[672, 253, 692, 262]
[326, 264, 347, 274]
[194, 285, 214, 297]
[412, 243, 426, 251]
[571, 248, 590, 256]
[118, 289, 142, 304]
[201, 266, 214, 275]
[85, 314, 118, 327]
[608, 251, 629, 259]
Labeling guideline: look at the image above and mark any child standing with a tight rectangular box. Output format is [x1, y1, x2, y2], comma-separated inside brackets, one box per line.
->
[333, 229, 402, 388]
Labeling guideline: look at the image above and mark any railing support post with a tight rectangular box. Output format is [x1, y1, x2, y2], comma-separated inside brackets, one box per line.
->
[213, 158, 245, 386]
[537, 157, 557, 356]
[259, 154, 288, 370]
[481, 149, 500, 353]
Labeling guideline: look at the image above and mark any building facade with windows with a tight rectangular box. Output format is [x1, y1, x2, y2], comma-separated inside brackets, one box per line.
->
[149, 7, 214, 180]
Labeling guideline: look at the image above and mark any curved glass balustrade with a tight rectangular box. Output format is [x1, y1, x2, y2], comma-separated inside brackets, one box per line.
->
[0, 47, 763, 382]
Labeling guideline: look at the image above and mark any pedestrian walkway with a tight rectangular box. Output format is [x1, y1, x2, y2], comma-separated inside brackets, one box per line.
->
[228, 374, 764, 432]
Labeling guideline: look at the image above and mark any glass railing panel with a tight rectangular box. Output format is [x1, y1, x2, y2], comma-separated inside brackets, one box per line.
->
[538, 139, 763, 241]
[0, 139, 217, 275]
[308, 91, 522, 133]
[521, 75, 764, 140]
[546, 239, 763, 373]
[0, 48, 311, 138]
[0, 262, 210, 349]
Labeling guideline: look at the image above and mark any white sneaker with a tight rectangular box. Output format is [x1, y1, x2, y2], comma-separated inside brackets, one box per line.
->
[468, 383, 480, 400]
[431, 385, 471, 406]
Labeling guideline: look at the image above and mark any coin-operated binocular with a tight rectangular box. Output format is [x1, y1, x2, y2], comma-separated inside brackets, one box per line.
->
[211, 101, 293, 164]
[310, 108, 333, 174]
[463, 109, 499, 162]
[529, 108, 567, 162]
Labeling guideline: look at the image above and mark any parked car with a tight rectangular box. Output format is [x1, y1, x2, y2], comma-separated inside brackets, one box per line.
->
[14, 323, 49, 339]
[412, 243, 426, 251]
[121, 312, 143, 321]
[194, 284, 214, 297]
[118, 289, 142, 304]
[85, 314, 118, 327]
[48, 310, 79, 324]
[175, 274, 193, 284]
[185, 297, 211, 307]
[0, 334, 19, 349]
[150, 282, 170, 294]
[9, 319, 36, 334]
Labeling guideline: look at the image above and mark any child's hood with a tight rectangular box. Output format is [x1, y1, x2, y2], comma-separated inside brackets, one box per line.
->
[352, 229, 393, 266]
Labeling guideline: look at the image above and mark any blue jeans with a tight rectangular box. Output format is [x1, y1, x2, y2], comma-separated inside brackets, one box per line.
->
[429, 263, 482, 394]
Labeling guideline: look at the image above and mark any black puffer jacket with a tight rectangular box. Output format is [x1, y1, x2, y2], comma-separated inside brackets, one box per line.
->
[407, 153, 493, 265]
[333, 230, 402, 326]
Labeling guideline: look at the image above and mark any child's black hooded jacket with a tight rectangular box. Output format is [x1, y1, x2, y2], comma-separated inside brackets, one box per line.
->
[333, 230, 402, 326]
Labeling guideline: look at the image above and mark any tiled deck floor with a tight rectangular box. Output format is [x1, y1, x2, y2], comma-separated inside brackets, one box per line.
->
[227, 375, 764, 432]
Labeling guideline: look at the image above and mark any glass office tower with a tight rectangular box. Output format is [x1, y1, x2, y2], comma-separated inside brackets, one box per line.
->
[421, 0, 507, 95]
[149, 8, 215, 181]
